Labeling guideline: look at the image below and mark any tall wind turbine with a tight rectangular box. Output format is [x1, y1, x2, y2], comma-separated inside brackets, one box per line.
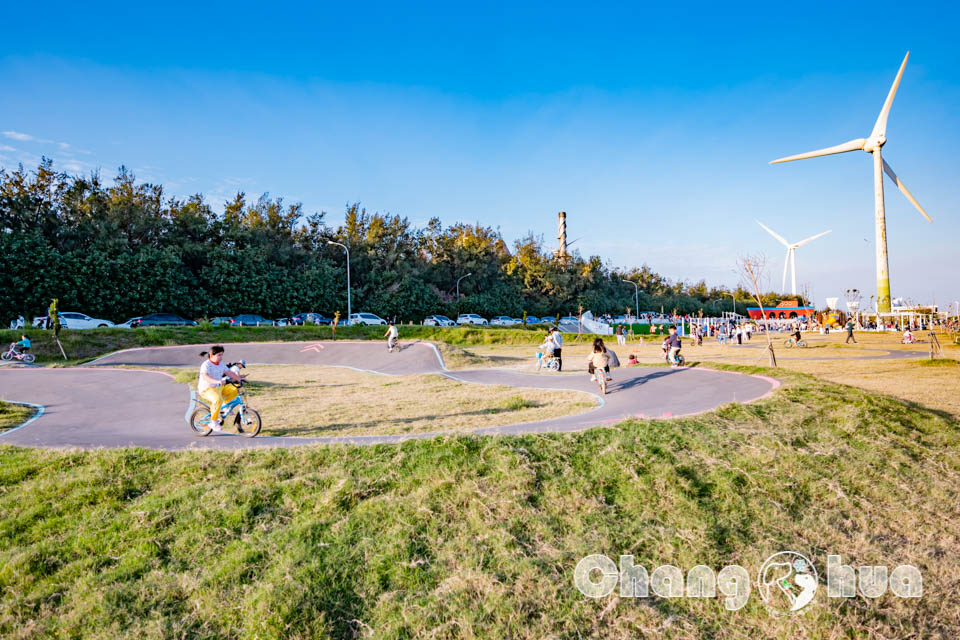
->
[770, 52, 932, 313]
[756, 221, 832, 296]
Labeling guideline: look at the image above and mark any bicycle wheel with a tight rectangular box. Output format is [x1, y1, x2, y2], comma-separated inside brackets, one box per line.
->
[189, 405, 214, 436]
[22, 353, 35, 364]
[239, 408, 261, 437]
[598, 376, 606, 396]
[783, 339, 793, 348]
[797, 340, 807, 348]
[1, 351, 11, 361]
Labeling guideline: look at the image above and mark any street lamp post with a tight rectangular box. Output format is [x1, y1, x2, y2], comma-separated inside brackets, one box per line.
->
[327, 241, 351, 321]
[622, 279, 639, 322]
[456, 272, 472, 301]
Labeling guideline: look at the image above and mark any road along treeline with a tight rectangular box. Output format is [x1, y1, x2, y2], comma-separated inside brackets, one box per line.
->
[0, 160, 799, 322]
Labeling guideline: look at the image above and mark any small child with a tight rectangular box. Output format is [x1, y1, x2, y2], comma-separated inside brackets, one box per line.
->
[13, 334, 30, 355]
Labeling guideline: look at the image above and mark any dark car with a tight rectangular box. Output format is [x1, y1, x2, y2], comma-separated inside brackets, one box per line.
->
[290, 312, 332, 326]
[132, 313, 198, 327]
[233, 314, 275, 326]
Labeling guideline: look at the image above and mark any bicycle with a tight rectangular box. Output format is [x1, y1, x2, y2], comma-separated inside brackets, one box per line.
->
[590, 367, 608, 395]
[536, 352, 560, 372]
[1, 343, 35, 364]
[783, 338, 807, 348]
[662, 346, 685, 367]
[189, 361, 261, 437]
[387, 336, 399, 353]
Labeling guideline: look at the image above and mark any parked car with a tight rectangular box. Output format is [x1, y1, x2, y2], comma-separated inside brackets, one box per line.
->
[132, 313, 197, 327]
[32, 312, 115, 329]
[560, 316, 579, 324]
[210, 316, 236, 327]
[512, 318, 524, 325]
[457, 314, 488, 326]
[423, 315, 456, 327]
[349, 312, 387, 326]
[290, 312, 332, 326]
[490, 316, 517, 326]
[233, 314, 275, 326]
[116, 316, 143, 329]
[524, 316, 540, 324]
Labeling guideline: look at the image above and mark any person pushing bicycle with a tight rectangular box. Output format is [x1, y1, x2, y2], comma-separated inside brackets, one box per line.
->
[197, 345, 246, 432]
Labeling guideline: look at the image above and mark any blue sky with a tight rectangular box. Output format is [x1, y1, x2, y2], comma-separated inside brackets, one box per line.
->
[2, 2, 958, 308]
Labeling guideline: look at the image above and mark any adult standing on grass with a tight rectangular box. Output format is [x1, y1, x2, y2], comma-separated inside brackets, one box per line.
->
[550, 326, 563, 371]
[845, 319, 857, 344]
[615, 324, 626, 346]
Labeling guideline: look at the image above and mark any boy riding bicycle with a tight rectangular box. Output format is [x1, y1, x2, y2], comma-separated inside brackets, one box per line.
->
[663, 326, 682, 367]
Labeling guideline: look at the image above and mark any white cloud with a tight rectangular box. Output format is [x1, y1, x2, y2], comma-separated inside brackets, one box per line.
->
[2, 131, 33, 141]
[0, 144, 14, 152]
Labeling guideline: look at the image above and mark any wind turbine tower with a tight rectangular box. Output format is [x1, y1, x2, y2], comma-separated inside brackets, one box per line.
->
[770, 52, 932, 313]
[756, 221, 832, 296]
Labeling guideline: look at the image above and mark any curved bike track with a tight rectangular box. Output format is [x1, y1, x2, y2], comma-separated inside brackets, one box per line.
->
[0, 339, 802, 450]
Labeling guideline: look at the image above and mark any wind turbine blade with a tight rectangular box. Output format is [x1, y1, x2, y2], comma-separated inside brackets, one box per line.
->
[794, 229, 833, 247]
[781, 248, 790, 293]
[756, 220, 790, 247]
[882, 158, 932, 222]
[770, 138, 866, 164]
[871, 52, 910, 139]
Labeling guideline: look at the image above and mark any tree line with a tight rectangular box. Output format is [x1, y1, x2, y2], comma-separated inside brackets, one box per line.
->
[0, 160, 802, 323]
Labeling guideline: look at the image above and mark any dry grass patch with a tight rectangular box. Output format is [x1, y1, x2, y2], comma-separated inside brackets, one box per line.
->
[229, 365, 596, 436]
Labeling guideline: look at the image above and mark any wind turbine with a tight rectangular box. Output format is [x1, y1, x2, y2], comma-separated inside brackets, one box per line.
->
[756, 221, 832, 296]
[770, 52, 932, 313]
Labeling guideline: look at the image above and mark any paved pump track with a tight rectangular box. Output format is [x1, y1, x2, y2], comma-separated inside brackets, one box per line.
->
[0, 341, 781, 450]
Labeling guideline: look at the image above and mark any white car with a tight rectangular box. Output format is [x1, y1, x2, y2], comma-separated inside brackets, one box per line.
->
[33, 311, 115, 329]
[424, 315, 456, 327]
[349, 312, 387, 326]
[490, 316, 517, 326]
[457, 314, 488, 326]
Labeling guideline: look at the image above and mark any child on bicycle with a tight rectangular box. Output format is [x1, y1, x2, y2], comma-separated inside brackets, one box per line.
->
[197, 345, 246, 432]
[587, 337, 613, 382]
[663, 326, 682, 366]
[586, 340, 611, 383]
[790, 328, 802, 346]
[12, 334, 30, 355]
[536, 333, 556, 371]
[384, 321, 399, 352]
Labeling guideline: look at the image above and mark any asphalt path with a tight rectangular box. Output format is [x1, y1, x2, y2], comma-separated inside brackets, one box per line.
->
[0, 341, 781, 450]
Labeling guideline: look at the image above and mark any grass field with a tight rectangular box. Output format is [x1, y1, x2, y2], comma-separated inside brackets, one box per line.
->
[0, 401, 33, 434]
[2, 328, 959, 637]
[174, 365, 597, 436]
[2, 365, 959, 638]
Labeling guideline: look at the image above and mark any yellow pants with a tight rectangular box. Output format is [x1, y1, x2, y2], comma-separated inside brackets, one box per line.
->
[200, 384, 237, 423]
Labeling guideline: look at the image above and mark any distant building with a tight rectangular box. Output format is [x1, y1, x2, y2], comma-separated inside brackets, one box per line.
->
[746, 299, 816, 321]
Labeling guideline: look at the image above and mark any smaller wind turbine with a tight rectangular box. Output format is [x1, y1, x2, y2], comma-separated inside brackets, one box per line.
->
[756, 221, 832, 296]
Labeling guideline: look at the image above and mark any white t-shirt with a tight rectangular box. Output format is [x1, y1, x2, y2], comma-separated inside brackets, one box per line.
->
[552, 331, 563, 348]
[198, 359, 227, 392]
[387, 325, 399, 339]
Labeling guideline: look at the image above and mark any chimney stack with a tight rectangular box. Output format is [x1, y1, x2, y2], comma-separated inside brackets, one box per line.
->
[557, 211, 568, 262]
